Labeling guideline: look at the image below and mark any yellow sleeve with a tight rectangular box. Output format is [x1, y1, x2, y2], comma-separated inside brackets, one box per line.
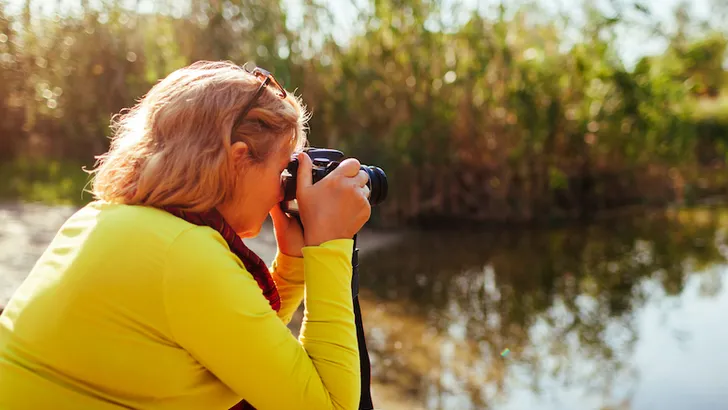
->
[163, 227, 359, 410]
[269, 251, 305, 325]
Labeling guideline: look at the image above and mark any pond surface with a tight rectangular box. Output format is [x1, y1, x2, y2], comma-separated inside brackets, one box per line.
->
[358, 207, 728, 410]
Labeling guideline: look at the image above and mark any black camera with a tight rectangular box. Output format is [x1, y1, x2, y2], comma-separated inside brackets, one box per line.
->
[280, 147, 388, 215]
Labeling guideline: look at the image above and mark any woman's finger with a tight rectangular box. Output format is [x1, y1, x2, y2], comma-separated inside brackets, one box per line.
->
[352, 170, 369, 188]
[331, 158, 361, 178]
[360, 185, 371, 200]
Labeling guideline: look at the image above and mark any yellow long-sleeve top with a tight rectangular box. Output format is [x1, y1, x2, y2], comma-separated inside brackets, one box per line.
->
[0, 201, 360, 409]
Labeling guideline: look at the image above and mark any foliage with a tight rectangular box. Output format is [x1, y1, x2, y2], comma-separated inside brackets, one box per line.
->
[0, 158, 91, 205]
[1, 0, 727, 223]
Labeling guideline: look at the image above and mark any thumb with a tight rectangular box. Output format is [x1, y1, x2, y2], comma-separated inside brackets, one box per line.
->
[297, 152, 313, 190]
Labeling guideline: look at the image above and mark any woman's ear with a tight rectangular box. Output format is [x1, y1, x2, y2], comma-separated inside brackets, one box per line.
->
[230, 141, 250, 169]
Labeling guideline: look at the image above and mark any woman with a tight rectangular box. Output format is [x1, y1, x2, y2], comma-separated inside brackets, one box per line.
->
[0, 61, 371, 409]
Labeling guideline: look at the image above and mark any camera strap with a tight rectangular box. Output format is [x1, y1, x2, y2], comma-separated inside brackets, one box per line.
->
[351, 236, 374, 410]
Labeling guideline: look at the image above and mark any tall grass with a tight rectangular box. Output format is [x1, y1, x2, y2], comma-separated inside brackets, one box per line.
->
[1, 0, 727, 223]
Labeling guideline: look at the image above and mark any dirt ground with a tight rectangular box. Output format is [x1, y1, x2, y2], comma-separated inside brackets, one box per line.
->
[0, 201, 422, 409]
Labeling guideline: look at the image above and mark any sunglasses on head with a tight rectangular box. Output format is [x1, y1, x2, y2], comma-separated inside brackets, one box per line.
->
[231, 66, 287, 136]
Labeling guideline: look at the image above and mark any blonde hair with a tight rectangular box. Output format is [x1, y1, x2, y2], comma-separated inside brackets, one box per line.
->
[88, 60, 309, 212]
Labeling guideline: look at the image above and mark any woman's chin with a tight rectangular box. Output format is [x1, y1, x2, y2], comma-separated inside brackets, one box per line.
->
[237, 224, 262, 239]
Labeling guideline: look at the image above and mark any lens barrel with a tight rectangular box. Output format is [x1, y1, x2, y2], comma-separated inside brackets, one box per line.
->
[362, 165, 387, 205]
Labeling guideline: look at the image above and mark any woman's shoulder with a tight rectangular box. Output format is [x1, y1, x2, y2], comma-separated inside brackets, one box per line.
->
[160, 217, 254, 301]
[65, 201, 239, 274]
[67, 201, 225, 253]
[163, 221, 239, 271]
[76, 201, 193, 238]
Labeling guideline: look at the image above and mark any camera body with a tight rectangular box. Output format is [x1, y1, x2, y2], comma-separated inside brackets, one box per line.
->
[280, 147, 388, 215]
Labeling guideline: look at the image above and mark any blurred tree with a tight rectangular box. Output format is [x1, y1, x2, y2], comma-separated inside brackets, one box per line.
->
[1, 0, 727, 224]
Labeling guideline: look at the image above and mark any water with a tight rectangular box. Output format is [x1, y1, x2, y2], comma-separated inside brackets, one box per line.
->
[358, 207, 728, 410]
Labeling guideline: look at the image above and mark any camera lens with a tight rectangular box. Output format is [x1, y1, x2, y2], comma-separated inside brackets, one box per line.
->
[362, 165, 388, 206]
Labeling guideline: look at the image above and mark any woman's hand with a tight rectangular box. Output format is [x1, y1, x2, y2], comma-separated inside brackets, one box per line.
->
[294, 152, 371, 247]
[270, 204, 305, 258]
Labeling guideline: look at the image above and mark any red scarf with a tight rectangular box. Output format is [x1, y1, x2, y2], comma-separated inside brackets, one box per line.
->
[162, 206, 279, 410]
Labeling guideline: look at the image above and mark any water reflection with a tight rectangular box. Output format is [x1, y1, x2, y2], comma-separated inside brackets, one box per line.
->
[358, 208, 728, 410]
